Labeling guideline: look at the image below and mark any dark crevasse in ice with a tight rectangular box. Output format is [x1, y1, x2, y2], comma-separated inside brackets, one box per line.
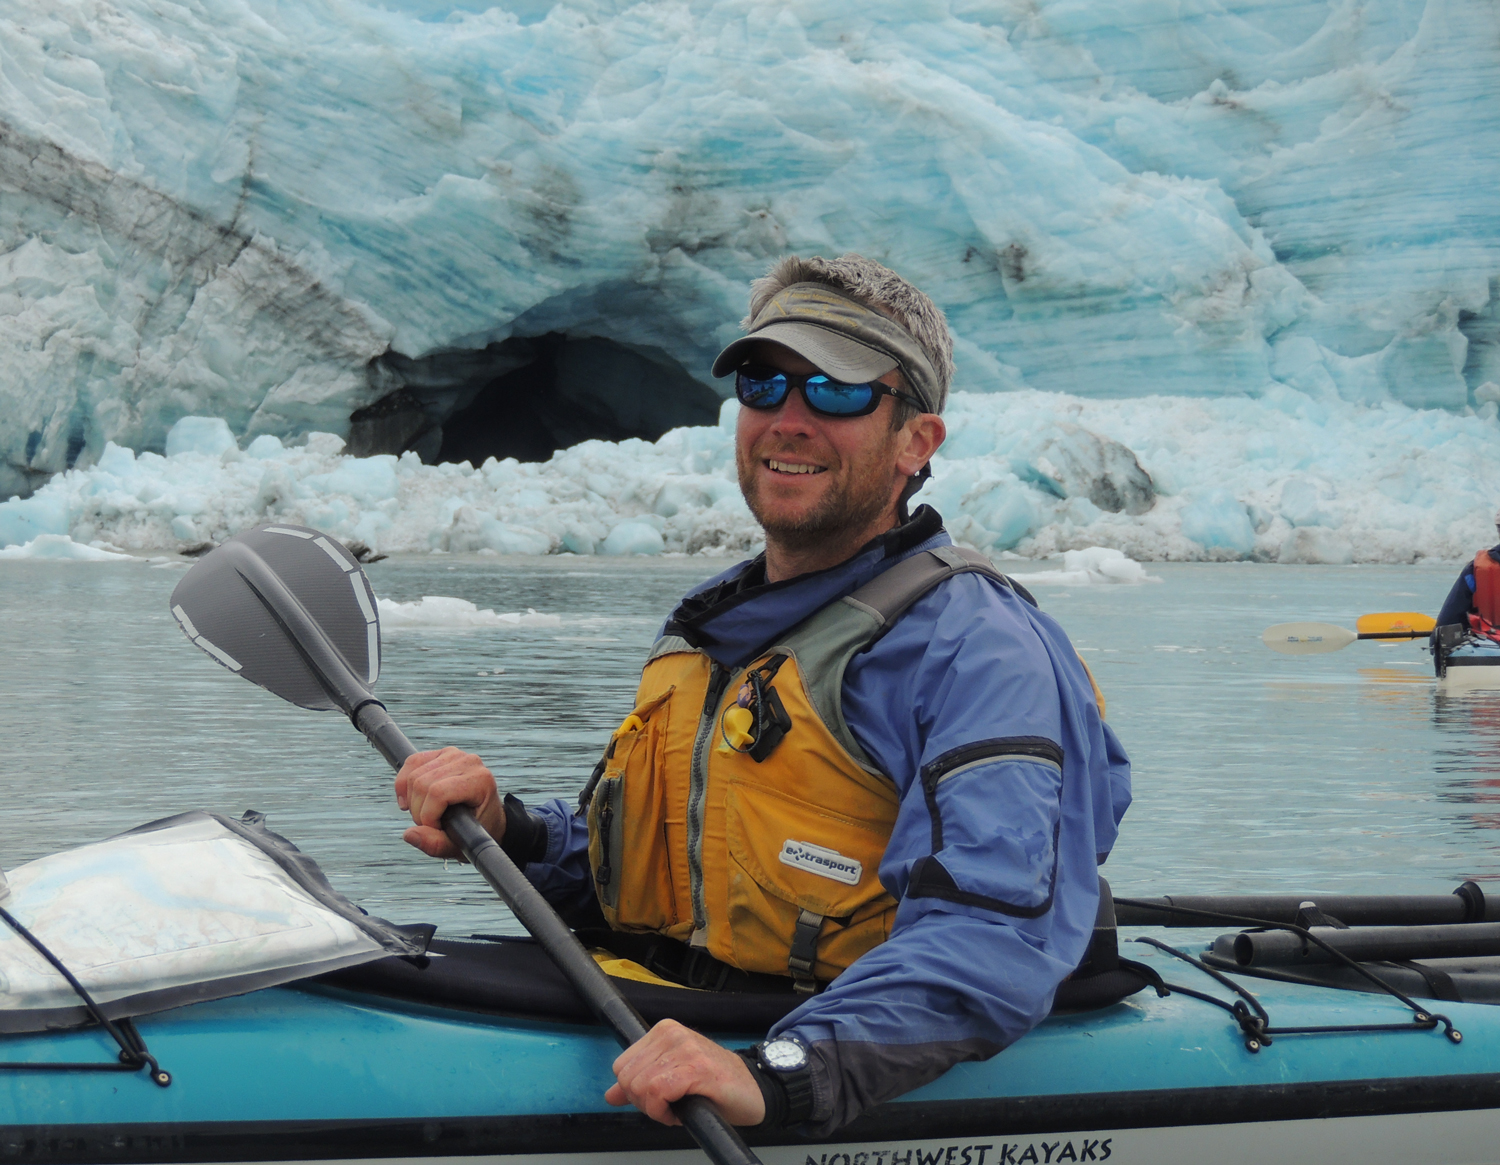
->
[352, 335, 722, 464]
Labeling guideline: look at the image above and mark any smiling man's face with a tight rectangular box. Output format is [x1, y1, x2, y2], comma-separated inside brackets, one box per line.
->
[734, 341, 911, 560]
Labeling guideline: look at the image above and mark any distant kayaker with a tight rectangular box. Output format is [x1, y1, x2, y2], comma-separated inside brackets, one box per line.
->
[395, 255, 1132, 1136]
[1436, 511, 1500, 639]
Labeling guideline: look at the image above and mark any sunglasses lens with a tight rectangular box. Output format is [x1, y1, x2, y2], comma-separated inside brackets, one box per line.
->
[803, 376, 876, 416]
[736, 369, 790, 410]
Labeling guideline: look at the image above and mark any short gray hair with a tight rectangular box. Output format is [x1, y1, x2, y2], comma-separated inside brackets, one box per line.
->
[746, 254, 955, 412]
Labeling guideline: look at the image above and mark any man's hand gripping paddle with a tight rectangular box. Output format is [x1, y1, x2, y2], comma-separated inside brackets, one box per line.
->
[1262, 611, 1437, 655]
[169, 524, 763, 1165]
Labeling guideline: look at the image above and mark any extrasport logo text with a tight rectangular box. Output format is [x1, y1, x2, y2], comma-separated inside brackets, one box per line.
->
[779, 839, 863, 886]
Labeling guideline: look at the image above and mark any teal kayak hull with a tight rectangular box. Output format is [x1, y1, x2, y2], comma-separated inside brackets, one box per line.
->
[4, 943, 1500, 1164]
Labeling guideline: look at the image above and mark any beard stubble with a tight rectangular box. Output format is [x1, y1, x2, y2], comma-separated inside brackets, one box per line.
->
[736, 433, 901, 554]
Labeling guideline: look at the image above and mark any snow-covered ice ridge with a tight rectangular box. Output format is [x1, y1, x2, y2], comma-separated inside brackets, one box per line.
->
[2, 393, 1495, 564]
[3, 0, 1499, 499]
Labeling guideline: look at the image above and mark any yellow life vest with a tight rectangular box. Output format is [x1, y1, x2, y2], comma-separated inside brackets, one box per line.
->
[584, 546, 1048, 989]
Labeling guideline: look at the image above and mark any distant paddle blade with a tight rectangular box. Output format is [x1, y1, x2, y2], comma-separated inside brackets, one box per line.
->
[170, 525, 381, 710]
[1262, 622, 1358, 654]
[1357, 611, 1437, 636]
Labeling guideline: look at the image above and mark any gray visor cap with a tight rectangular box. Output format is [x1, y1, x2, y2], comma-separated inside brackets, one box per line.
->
[711, 283, 944, 414]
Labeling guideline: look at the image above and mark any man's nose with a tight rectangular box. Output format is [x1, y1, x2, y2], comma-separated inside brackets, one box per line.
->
[768, 384, 819, 434]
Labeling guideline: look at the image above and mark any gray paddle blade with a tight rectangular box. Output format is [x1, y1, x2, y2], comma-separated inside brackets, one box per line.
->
[170, 524, 381, 711]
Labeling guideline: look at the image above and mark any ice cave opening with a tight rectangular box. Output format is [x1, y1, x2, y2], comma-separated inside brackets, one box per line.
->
[351, 334, 723, 464]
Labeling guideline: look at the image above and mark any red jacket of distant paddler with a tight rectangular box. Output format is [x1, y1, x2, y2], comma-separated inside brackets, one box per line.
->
[1474, 550, 1500, 630]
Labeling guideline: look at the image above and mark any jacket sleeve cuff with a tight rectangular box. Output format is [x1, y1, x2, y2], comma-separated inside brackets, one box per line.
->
[734, 1048, 790, 1128]
[500, 793, 550, 871]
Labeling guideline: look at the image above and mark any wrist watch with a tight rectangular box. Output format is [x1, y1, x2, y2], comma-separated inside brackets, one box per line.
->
[755, 1034, 814, 1124]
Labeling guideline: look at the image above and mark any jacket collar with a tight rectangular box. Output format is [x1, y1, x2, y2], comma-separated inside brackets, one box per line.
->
[664, 505, 948, 669]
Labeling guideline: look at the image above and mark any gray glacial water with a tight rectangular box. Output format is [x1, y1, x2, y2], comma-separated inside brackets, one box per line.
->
[3, 554, 1494, 938]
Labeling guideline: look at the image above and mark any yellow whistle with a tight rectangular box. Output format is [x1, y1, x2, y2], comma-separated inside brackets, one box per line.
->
[722, 705, 755, 751]
[614, 714, 644, 738]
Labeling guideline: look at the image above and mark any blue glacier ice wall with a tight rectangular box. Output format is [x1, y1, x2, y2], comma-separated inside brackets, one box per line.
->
[3, 0, 1500, 564]
[3, 0, 1499, 502]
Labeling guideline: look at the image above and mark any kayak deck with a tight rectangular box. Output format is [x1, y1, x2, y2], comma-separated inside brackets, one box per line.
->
[3, 940, 1499, 1163]
[1437, 637, 1500, 692]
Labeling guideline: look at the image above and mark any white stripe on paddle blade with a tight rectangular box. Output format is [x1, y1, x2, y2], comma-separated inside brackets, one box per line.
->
[1263, 622, 1358, 654]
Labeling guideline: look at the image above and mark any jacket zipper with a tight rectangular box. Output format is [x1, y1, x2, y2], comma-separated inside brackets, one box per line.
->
[687, 663, 731, 937]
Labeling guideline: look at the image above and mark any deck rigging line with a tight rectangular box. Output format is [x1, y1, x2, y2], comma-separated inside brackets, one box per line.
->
[0, 905, 171, 1086]
[1116, 896, 1463, 1052]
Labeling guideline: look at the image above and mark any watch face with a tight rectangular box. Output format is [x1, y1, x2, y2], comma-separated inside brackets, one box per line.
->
[762, 1037, 808, 1071]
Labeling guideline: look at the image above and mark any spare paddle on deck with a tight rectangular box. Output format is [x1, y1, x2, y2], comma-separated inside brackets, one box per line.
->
[1116, 883, 1497, 927]
[170, 524, 762, 1165]
[1263, 611, 1437, 655]
[1221, 922, 1500, 968]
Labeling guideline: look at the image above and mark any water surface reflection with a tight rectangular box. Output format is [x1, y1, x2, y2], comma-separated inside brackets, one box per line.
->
[3, 556, 1496, 934]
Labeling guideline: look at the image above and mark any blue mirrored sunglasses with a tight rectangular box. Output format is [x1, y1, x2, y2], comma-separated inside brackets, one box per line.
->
[734, 365, 923, 418]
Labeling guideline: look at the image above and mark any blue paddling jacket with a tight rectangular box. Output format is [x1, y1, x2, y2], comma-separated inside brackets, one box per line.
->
[520, 506, 1132, 1132]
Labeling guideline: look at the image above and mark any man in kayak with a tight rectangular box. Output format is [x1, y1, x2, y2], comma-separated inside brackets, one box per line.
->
[1436, 511, 1500, 639]
[396, 254, 1132, 1135]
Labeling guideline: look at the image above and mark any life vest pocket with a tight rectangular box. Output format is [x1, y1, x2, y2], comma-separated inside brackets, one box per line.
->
[588, 688, 678, 931]
[722, 781, 896, 980]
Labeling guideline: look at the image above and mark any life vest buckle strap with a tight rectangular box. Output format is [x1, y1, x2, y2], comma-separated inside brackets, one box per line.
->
[788, 909, 826, 993]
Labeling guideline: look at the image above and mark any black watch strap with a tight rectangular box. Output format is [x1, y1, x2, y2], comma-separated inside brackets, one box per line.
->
[740, 1043, 815, 1126]
[774, 1060, 814, 1125]
[736, 1050, 789, 1127]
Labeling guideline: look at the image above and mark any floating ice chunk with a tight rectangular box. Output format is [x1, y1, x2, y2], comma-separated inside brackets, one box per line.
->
[1180, 489, 1256, 555]
[0, 535, 135, 561]
[603, 521, 665, 556]
[1010, 424, 1155, 516]
[717, 399, 740, 434]
[376, 596, 562, 630]
[922, 463, 1037, 554]
[560, 528, 598, 555]
[0, 494, 69, 549]
[435, 507, 553, 555]
[304, 457, 399, 503]
[476, 516, 552, 556]
[1279, 478, 1335, 528]
[165, 418, 238, 459]
[1, 386, 1497, 564]
[1017, 547, 1161, 587]
[304, 434, 348, 457]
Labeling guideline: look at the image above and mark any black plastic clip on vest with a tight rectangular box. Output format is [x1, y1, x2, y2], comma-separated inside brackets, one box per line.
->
[723, 654, 794, 763]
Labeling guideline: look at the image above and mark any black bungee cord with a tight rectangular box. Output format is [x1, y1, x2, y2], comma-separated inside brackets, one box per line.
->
[0, 905, 171, 1086]
[1114, 897, 1462, 1054]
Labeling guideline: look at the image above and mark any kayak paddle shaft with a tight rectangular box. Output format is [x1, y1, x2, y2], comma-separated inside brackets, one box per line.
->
[174, 529, 763, 1165]
[354, 704, 657, 1042]
[357, 684, 763, 1165]
[1116, 888, 1497, 927]
[1223, 921, 1500, 967]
